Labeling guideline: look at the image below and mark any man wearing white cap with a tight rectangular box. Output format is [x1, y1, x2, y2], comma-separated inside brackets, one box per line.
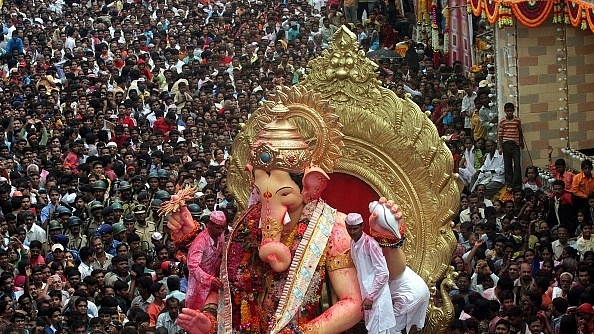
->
[345, 213, 396, 334]
[185, 210, 226, 310]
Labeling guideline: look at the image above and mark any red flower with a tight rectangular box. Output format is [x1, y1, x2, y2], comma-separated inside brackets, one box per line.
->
[296, 223, 307, 235]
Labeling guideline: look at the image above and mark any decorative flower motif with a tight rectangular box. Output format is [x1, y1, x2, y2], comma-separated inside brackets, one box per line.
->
[296, 223, 307, 235]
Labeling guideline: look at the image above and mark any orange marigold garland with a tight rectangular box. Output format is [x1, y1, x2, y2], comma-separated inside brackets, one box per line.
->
[484, 0, 500, 24]
[469, 0, 482, 16]
[566, 0, 582, 27]
[512, 0, 554, 28]
[586, 6, 594, 33]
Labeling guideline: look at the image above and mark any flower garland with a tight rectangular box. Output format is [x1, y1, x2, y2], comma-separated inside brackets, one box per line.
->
[498, 3, 513, 28]
[469, 0, 483, 16]
[226, 202, 326, 333]
[226, 205, 266, 333]
[587, 6, 594, 33]
[419, 0, 431, 27]
[431, 0, 438, 29]
[553, 0, 565, 24]
[469, 0, 594, 31]
[484, 0, 500, 24]
[431, 0, 440, 50]
[443, 5, 450, 53]
[511, 0, 554, 28]
[566, 0, 582, 26]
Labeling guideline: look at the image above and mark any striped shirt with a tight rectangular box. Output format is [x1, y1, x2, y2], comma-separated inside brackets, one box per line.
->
[498, 116, 522, 146]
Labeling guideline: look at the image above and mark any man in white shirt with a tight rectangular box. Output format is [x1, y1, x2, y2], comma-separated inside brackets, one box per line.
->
[472, 139, 505, 200]
[459, 194, 485, 224]
[552, 225, 576, 260]
[24, 211, 46, 243]
[346, 213, 396, 334]
[79, 246, 94, 280]
[475, 184, 493, 207]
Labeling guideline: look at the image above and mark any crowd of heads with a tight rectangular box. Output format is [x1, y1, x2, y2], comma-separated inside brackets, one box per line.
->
[448, 156, 594, 333]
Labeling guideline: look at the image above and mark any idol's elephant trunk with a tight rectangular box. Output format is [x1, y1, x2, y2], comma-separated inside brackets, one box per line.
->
[249, 166, 330, 273]
[259, 207, 292, 272]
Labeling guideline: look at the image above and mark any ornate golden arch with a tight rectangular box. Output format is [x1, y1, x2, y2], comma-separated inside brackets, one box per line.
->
[228, 26, 459, 334]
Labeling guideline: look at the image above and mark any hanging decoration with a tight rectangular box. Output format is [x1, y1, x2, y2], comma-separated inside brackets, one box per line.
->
[587, 7, 594, 33]
[498, 3, 514, 27]
[512, 0, 555, 27]
[431, 0, 440, 50]
[484, 0, 500, 23]
[443, 5, 450, 53]
[553, 0, 565, 23]
[462, 0, 594, 32]
[566, 0, 582, 26]
[469, 0, 483, 16]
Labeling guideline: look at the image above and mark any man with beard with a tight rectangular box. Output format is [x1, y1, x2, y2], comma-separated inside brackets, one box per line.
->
[156, 297, 183, 333]
[514, 262, 535, 303]
[549, 272, 573, 300]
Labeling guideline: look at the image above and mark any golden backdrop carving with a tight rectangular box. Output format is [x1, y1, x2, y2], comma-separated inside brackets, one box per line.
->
[228, 26, 459, 334]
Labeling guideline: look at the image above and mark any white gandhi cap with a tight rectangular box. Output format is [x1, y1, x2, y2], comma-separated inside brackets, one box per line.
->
[345, 213, 364, 226]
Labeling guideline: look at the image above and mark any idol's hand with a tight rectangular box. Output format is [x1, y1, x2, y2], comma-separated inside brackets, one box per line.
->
[369, 197, 404, 238]
[177, 308, 213, 334]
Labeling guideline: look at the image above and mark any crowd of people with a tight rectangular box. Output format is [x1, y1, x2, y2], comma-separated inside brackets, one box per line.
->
[0, 0, 593, 331]
[448, 151, 594, 334]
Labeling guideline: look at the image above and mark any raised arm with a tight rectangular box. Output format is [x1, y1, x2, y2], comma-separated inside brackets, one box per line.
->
[313, 222, 362, 334]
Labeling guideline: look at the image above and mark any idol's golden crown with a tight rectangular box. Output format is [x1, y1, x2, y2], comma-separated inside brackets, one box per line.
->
[249, 104, 312, 174]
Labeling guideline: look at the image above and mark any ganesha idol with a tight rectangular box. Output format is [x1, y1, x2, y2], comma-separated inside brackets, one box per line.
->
[163, 27, 461, 334]
[161, 98, 419, 333]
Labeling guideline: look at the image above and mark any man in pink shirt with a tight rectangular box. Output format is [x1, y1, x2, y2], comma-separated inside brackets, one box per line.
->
[185, 210, 226, 310]
[64, 141, 83, 175]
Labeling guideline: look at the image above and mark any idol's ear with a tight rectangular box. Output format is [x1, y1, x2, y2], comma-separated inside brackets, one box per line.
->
[301, 166, 329, 203]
